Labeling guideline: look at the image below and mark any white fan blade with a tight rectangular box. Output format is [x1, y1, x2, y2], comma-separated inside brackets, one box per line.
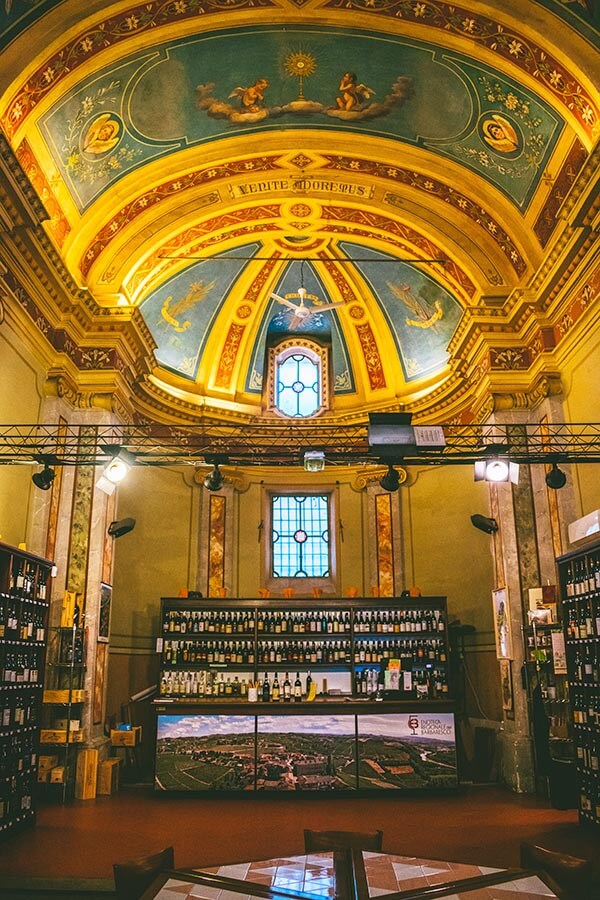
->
[309, 302, 345, 313]
[271, 292, 300, 311]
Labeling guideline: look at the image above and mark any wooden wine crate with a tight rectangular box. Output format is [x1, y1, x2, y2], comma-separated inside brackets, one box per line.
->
[97, 758, 120, 795]
[50, 766, 68, 784]
[75, 749, 98, 800]
[110, 725, 142, 747]
[43, 689, 87, 704]
[40, 728, 85, 744]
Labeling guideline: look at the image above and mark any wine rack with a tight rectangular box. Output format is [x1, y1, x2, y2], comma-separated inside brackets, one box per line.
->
[0, 541, 52, 839]
[39, 626, 87, 803]
[558, 539, 600, 826]
[158, 597, 450, 704]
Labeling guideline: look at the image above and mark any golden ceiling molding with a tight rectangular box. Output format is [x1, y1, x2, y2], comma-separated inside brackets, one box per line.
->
[45, 372, 135, 422]
[466, 371, 563, 425]
[352, 466, 407, 492]
[1, 0, 596, 146]
[73, 144, 526, 298]
[0, 133, 47, 231]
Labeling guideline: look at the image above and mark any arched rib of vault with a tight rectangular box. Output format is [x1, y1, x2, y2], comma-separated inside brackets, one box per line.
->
[72, 134, 534, 303]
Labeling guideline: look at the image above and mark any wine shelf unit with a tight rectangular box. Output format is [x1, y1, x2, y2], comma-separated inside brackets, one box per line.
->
[157, 596, 450, 704]
[0, 541, 53, 839]
[558, 539, 600, 827]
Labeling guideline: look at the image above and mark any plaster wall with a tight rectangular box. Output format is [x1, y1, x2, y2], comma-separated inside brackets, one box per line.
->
[0, 325, 44, 547]
[561, 326, 600, 518]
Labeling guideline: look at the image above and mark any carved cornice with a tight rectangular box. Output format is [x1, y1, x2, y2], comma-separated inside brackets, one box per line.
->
[46, 373, 134, 421]
[0, 133, 47, 230]
[352, 466, 408, 492]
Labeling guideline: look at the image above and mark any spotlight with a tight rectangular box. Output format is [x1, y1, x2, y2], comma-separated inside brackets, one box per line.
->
[108, 517, 136, 538]
[545, 463, 566, 490]
[96, 447, 135, 495]
[474, 459, 519, 484]
[304, 450, 325, 472]
[32, 462, 56, 491]
[379, 464, 401, 492]
[204, 464, 224, 491]
[471, 514, 499, 534]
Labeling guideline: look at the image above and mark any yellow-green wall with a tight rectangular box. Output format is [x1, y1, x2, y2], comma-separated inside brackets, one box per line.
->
[0, 326, 44, 547]
[562, 329, 600, 517]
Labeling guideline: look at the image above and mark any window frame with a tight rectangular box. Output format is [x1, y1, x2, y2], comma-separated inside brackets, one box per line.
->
[266, 338, 329, 418]
[263, 487, 338, 595]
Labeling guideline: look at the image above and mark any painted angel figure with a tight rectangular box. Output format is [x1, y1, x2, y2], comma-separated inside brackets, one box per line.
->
[336, 72, 375, 111]
[229, 78, 269, 112]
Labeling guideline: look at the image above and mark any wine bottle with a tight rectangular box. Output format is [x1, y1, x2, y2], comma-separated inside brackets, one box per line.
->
[271, 674, 280, 702]
[262, 672, 270, 702]
[283, 672, 292, 702]
[293, 672, 302, 702]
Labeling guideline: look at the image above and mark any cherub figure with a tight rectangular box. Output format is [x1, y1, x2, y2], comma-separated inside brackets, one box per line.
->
[336, 72, 375, 111]
[229, 78, 269, 112]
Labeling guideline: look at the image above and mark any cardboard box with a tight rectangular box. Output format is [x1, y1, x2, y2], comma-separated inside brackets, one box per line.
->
[53, 718, 81, 732]
[98, 758, 120, 795]
[43, 689, 87, 704]
[40, 728, 85, 744]
[110, 725, 142, 747]
[75, 749, 98, 800]
[50, 766, 68, 783]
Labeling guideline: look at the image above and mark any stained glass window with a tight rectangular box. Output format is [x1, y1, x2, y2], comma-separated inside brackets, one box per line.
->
[271, 494, 330, 578]
[276, 352, 320, 417]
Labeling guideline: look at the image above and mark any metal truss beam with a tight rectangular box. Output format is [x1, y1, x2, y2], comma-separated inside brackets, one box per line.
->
[1, 422, 600, 469]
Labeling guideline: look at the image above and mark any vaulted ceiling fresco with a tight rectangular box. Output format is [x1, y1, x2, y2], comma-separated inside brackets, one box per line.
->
[0, 0, 598, 426]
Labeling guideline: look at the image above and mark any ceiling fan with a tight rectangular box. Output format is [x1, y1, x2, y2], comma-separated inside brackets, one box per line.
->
[270, 286, 344, 327]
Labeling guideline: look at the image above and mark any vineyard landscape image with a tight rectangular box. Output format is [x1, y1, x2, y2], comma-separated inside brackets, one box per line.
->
[155, 712, 457, 792]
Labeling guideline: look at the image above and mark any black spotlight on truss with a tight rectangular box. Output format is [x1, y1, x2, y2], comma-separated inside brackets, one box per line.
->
[379, 464, 401, 492]
[545, 463, 567, 490]
[470, 514, 498, 534]
[202, 454, 229, 492]
[108, 517, 136, 538]
[32, 456, 56, 491]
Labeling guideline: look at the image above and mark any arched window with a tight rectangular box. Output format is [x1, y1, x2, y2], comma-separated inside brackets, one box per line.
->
[267, 339, 328, 418]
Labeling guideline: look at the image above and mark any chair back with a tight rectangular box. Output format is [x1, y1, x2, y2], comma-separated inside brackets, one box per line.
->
[520, 842, 592, 897]
[304, 829, 383, 852]
[113, 845, 175, 900]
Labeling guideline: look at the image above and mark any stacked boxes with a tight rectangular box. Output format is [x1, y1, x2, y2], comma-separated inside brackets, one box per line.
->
[37, 754, 59, 782]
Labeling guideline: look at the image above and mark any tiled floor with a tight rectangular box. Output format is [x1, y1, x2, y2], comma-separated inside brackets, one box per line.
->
[146, 852, 560, 900]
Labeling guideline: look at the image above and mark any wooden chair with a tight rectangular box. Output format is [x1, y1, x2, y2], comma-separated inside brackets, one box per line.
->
[113, 845, 175, 900]
[304, 829, 383, 852]
[520, 842, 593, 898]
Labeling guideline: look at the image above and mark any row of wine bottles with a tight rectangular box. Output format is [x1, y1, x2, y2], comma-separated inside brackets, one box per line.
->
[353, 666, 449, 697]
[355, 639, 447, 664]
[162, 606, 446, 636]
[579, 772, 600, 824]
[0, 599, 46, 642]
[0, 783, 33, 827]
[576, 731, 600, 771]
[570, 645, 600, 684]
[3, 560, 50, 600]
[1, 650, 43, 684]
[160, 669, 308, 700]
[565, 600, 600, 641]
[163, 640, 352, 666]
[1, 691, 38, 729]
[0, 728, 37, 777]
[572, 691, 600, 727]
[564, 553, 600, 598]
